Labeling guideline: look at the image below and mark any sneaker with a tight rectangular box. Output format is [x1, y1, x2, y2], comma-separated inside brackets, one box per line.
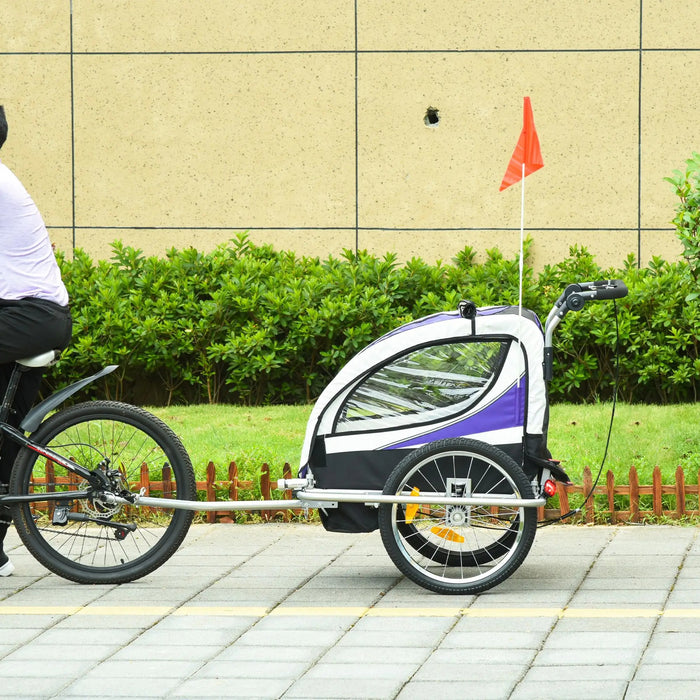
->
[0, 552, 14, 577]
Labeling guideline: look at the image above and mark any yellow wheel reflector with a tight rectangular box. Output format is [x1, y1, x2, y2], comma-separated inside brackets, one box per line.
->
[405, 487, 420, 523]
[430, 526, 465, 543]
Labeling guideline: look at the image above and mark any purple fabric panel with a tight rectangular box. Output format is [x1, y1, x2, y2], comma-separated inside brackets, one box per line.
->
[475, 306, 508, 316]
[388, 380, 527, 450]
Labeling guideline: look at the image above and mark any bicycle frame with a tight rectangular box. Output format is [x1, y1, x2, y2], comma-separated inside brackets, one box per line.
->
[0, 423, 102, 504]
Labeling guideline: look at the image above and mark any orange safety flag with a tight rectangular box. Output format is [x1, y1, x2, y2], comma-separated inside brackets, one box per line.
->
[499, 96, 544, 191]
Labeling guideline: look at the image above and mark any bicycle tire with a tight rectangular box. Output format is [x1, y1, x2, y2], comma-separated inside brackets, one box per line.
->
[9, 401, 196, 584]
[378, 438, 537, 595]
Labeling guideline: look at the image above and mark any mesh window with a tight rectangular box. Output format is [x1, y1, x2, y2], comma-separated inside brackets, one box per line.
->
[336, 341, 508, 433]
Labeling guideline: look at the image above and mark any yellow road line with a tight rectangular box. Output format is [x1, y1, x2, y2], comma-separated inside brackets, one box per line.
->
[173, 606, 268, 617]
[1, 605, 698, 618]
[0, 606, 82, 615]
[269, 606, 367, 617]
[561, 608, 661, 619]
[366, 607, 461, 617]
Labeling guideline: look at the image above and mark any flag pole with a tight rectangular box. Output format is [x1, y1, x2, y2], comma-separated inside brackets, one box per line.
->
[519, 161, 525, 322]
[518, 161, 525, 387]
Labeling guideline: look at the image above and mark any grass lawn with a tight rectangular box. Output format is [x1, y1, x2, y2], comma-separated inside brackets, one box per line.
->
[148, 403, 313, 483]
[148, 402, 700, 487]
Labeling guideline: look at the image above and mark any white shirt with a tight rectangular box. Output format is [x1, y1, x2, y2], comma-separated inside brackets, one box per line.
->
[0, 159, 69, 306]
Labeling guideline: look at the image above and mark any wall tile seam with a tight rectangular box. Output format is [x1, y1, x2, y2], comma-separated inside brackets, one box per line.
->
[3, 48, 700, 57]
[49, 226, 676, 232]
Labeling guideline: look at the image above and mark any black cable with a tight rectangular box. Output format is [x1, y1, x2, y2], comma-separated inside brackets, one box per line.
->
[538, 299, 620, 527]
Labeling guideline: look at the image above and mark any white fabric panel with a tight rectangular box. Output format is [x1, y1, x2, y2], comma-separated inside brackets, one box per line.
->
[300, 308, 546, 469]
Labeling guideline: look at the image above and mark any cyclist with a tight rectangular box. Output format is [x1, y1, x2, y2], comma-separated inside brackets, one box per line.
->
[0, 105, 72, 576]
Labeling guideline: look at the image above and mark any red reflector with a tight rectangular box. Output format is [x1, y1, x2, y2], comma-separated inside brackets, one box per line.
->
[543, 479, 557, 497]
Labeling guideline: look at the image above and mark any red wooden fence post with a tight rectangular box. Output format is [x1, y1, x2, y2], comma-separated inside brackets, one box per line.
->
[281, 463, 292, 522]
[557, 482, 570, 519]
[629, 466, 639, 523]
[228, 461, 239, 502]
[606, 471, 616, 524]
[676, 465, 686, 519]
[206, 461, 217, 524]
[163, 464, 172, 499]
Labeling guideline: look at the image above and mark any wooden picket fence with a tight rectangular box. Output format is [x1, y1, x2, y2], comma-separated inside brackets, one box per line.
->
[542, 465, 700, 524]
[193, 462, 700, 524]
[196, 461, 304, 523]
[37, 460, 698, 524]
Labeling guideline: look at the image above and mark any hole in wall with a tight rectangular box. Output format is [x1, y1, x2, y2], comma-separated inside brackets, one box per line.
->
[424, 107, 440, 127]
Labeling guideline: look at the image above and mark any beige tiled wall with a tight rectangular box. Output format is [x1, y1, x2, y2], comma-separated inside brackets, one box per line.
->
[1, 1, 697, 270]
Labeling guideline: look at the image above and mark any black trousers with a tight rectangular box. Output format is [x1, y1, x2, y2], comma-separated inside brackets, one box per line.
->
[0, 298, 72, 483]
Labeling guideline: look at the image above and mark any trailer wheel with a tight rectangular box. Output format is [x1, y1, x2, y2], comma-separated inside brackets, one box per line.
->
[378, 438, 537, 595]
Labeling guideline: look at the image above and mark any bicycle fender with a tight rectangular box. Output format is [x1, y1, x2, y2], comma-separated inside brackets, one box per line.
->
[20, 365, 119, 433]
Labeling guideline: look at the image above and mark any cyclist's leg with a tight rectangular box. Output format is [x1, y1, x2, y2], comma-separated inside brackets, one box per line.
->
[0, 364, 42, 575]
[0, 299, 71, 573]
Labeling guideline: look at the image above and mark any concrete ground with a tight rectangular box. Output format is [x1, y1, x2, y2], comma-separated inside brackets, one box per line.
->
[1, 522, 699, 699]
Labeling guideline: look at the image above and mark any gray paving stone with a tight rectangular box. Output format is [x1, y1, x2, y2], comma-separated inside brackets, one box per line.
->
[640, 647, 700, 664]
[303, 661, 420, 680]
[439, 630, 549, 649]
[333, 628, 443, 648]
[174, 676, 289, 697]
[0, 659, 97, 677]
[0, 614, 69, 629]
[319, 645, 430, 665]
[413, 661, 527, 682]
[350, 615, 455, 632]
[111, 643, 222, 661]
[523, 663, 635, 681]
[428, 646, 537, 665]
[655, 616, 700, 632]
[253, 615, 358, 632]
[235, 628, 345, 647]
[552, 616, 656, 633]
[193, 659, 310, 679]
[511, 679, 630, 699]
[626, 679, 700, 699]
[568, 588, 669, 605]
[533, 646, 642, 666]
[0, 676, 74, 697]
[215, 644, 327, 663]
[397, 679, 515, 700]
[646, 630, 700, 648]
[283, 676, 403, 699]
[135, 625, 248, 646]
[541, 630, 649, 650]
[62, 675, 184, 697]
[634, 663, 700, 680]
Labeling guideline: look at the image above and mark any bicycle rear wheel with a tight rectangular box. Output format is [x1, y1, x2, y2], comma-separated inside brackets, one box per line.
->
[9, 401, 195, 584]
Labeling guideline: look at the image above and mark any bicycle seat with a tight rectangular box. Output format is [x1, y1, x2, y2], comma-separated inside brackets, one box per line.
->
[17, 350, 61, 368]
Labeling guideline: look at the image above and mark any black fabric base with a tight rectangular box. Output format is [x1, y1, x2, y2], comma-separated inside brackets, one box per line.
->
[312, 447, 405, 533]
[312, 440, 526, 533]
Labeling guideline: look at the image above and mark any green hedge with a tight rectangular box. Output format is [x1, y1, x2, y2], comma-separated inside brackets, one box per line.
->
[45, 233, 699, 406]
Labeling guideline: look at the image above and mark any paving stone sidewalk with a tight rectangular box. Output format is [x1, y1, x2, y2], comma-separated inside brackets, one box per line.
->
[1, 522, 699, 699]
